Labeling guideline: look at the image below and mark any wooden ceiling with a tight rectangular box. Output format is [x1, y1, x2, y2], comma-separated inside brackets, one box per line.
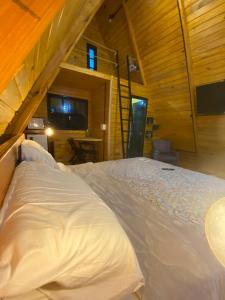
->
[0, 0, 104, 136]
[0, 0, 65, 95]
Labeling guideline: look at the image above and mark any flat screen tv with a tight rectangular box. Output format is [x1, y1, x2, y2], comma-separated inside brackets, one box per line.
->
[47, 93, 88, 130]
[196, 81, 225, 115]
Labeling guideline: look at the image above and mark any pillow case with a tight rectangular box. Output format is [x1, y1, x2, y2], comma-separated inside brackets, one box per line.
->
[21, 139, 58, 169]
[0, 161, 143, 299]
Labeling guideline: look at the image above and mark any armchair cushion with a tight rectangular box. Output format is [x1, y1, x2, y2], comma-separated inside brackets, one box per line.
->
[152, 140, 179, 165]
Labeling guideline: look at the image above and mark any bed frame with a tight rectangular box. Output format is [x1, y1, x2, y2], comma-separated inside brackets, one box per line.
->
[0, 134, 24, 207]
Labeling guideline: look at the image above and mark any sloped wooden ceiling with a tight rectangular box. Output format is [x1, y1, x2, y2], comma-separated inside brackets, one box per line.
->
[0, 0, 65, 95]
[0, 0, 104, 137]
[124, 0, 196, 151]
[95, 0, 143, 83]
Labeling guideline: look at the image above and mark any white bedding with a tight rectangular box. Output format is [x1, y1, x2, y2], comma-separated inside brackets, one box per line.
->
[63, 158, 225, 300]
[4, 290, 137, 300]
[4, 290, 49, 300]
[0, 161, 143, 300]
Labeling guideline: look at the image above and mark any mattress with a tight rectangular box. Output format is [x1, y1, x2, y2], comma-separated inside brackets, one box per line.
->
[64, 158, 225, 300]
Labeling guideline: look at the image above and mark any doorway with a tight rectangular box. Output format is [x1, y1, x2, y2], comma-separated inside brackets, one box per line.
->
[127, 96, 148, 158]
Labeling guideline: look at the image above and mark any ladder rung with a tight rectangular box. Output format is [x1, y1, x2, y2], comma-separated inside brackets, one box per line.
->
[122, 118, 129, 121]
[123, 130, 128, 132]
[121, 96, 130, 99]
[121, 107, 129, 110]
[120, 84, 129, 88]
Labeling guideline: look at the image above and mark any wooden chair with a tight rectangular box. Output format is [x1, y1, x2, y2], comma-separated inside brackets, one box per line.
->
[68, 138, 97, 164]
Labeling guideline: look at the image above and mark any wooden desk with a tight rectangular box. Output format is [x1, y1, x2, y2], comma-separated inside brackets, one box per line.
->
[71, 137, 103, 163]
[73, 137, 103, 142]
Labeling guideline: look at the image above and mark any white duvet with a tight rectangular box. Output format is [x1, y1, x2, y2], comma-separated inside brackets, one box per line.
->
[0, 161, 143, 300]
[64, 158, 225, 300]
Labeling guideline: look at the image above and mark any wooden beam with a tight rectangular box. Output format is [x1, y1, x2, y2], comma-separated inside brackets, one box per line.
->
[4, 0, 104, 136]
[122, 1, 147, 86]
[60, 63, 112, 81]
[0, 0, 65, 95]
[177, 0, 198, 153]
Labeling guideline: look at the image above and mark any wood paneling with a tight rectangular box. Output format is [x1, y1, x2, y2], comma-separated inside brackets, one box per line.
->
[0, 134, 24, 207]
[0, 0, 65, 95]
[68, 17, 116, 76]
[33, 65, 112, 163]
[95, 0, 143, 83]
[125, 0, 195, 152]
[91, 83, 109, 161]
[34, 78, 92, 163]
[1, 0, 104, 137]
[180, 0, 225, 178]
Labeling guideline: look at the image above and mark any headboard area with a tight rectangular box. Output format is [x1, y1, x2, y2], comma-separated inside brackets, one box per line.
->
[0, 134, 25, 207]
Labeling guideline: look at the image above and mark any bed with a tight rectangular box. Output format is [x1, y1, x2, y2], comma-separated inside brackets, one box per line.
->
[1, 137, 225, 300]
[0, 137, 143, 300]
[61, 158, 225, 300]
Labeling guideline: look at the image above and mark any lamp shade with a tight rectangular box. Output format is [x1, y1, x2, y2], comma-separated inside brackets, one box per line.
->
[205, 198, 225, 268]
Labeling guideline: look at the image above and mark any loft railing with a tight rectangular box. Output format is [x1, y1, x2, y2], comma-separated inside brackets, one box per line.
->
[66, 36, 118, 76]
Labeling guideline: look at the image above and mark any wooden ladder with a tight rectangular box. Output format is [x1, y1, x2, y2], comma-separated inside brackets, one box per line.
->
[116, 53, 133, 158]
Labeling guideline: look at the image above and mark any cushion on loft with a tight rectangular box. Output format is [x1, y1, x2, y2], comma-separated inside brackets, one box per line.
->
[21, 139, 58, 169]
[0, 161, 143, 299]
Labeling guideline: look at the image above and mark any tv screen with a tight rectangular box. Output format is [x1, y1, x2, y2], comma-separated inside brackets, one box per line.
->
[47, 93, 88, 130]
[196, 81, 225, 115]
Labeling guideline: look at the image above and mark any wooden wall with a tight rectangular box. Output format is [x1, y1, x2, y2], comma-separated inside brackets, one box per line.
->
[34, 80, 92, 163]
[120, 0, 225, 178]
[91, 82, 110, 161]
[180, 0, 225, 178]
[95, 0, 143, 83]
[68, 17, 116, 76]
[125, 0, 195, 152]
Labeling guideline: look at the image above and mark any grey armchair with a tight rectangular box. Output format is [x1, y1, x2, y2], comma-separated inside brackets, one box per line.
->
[152, 139, 179, 165]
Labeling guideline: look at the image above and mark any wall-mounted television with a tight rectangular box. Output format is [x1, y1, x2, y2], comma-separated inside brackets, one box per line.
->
[196, 81, 225, 115]
[47, 93, 88, 130]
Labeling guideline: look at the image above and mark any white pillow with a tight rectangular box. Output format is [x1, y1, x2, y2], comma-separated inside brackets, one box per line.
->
[0, 161, 143, 299]
[21, 139, 58, 169]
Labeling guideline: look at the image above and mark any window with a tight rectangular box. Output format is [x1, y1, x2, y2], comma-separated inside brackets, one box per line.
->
[87, 43, 97, 70]
[47, 93, 88, 130]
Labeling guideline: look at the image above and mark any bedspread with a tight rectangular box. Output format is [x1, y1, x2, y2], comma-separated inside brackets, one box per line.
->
[64, 158, 225, 300]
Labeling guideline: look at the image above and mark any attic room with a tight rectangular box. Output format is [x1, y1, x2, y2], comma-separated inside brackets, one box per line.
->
[0, 0, 225, 299]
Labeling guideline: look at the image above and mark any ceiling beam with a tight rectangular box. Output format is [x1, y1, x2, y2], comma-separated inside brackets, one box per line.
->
[0, 0, 65, 95]
[4, 0, 104, 136]
[123, 1, 147, 86]
[177, 0, 198, 153]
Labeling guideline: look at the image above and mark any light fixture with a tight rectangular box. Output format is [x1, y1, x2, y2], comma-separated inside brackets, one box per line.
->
[45, 127, 54, 137]
[108, 3, 123, 23]
[205, 197, 225, 267]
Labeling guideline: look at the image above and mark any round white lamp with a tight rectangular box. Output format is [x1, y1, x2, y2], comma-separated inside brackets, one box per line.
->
[205, 197, 225, 267]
